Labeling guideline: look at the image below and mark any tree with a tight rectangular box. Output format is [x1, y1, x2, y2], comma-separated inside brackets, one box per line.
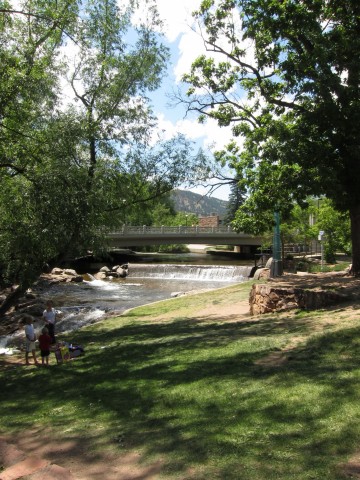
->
[224, 177, 246, 225]
[169, 212, 199, 227]
[182, 0, 360, 273]
[315, 198, 351, 263]
[0, 0, 213, 314]
[0, 0, 81, 309]
[279, 203, 317, 254]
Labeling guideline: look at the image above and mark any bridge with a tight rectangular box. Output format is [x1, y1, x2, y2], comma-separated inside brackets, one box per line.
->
[107, 225, 263, 249]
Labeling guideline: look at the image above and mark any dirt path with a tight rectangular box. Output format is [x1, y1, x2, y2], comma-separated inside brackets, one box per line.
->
[0, 430, 163, 480]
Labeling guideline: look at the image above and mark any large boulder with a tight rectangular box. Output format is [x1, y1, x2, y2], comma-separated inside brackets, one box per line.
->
[116, 266, 128, 278]
[253, 268, 270, 280]
[42, 268, 83, 284]
[98, 264, 128, 278]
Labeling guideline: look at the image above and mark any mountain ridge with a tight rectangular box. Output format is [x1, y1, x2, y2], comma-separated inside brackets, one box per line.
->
[171, 189, 228, 216]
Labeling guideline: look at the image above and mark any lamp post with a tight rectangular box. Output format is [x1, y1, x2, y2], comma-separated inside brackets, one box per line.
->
[318, 230, 325, 271]
[270, 211, 283, 277]
[185, 214, 188, 227]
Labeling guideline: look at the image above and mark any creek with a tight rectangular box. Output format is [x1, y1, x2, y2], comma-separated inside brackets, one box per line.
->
[1, 252, 254, 349]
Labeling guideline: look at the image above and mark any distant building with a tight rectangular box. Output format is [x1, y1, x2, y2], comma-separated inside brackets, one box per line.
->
[198, 214, 220, 228]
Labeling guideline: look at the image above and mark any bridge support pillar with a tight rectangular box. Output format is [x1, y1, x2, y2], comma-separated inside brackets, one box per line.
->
[234, 246, 251, 253]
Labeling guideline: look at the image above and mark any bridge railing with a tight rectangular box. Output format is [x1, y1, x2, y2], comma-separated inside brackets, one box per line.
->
[108, 225, 236, 235]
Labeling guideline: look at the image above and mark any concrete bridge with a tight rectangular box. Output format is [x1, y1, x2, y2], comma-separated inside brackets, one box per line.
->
[107, 225, 263, 249]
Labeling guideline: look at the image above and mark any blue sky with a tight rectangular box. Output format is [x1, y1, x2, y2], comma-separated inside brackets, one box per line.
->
[60, 0, 234, 201]
[147, 0, 234, 201]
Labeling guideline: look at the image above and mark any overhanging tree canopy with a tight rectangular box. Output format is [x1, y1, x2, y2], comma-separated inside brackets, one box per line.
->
[0, 0, 214, 312]
[182, 0, 360, 272]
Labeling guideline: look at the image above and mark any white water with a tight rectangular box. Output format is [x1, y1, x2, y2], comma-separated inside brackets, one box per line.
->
[1, 263, 251, 348]
[129, 263, 253, 281]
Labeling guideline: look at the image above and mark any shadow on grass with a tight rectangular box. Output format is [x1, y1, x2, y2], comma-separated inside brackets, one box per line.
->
[2, 313, 360, 479]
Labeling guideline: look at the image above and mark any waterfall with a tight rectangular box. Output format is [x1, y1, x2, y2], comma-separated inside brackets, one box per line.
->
[128, 263, 253, 282]
[0, 263, 253, 350]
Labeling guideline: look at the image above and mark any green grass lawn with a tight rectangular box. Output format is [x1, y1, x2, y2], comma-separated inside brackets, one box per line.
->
[2, 281, 360, 479]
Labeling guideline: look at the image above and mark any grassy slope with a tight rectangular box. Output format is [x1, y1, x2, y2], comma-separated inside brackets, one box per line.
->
[2, 281, 360, 479]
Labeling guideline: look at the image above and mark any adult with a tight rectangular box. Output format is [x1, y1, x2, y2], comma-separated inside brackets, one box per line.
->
[43, 300, 56, 344]
[23, 315, 38, 366]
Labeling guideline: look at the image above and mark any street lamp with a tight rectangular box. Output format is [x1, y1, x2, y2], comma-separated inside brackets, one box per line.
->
[185, 214, 188, 227]
[270, 211, 283, 277]
[122, 199, 126, 225]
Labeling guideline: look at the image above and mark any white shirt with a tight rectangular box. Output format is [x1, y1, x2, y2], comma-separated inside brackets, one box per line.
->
[43, 308, 56, 325]
[25, 323, 35, 341]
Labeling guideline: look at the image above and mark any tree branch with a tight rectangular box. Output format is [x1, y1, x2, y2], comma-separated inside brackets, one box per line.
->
[203, 39, 307, 112]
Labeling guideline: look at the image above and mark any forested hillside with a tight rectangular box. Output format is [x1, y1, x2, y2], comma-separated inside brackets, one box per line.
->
[171, 189, 228, 216]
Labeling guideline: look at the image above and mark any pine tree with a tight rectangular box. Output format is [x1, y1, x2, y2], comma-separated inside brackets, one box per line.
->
[224, 180, 246, 225]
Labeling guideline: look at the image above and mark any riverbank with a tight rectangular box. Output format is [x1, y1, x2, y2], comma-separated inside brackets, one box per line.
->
[0, 263, 254, 343]
[2, 268, 357, 341]
[2, 275, 360, 479]
[0, 269, 85, 339]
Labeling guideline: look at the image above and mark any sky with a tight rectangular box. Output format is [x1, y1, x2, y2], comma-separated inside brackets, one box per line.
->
[146, 0, 235, 201]
[12, 0, 234, 201]
[57, 0, 234, 201]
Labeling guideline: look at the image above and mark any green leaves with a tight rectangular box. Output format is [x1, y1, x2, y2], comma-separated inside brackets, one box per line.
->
[183, 0, 360, 269]
[0, 1, 215, 297]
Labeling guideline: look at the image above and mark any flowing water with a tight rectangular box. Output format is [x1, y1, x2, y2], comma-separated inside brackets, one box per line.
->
[1, 255, 254, 348]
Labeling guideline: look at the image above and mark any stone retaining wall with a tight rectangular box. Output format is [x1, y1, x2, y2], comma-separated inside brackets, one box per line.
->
[249, 283, 349, 315]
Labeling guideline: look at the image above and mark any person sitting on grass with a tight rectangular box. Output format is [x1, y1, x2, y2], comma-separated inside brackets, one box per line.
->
[38, 327, 52, 367]
[22, 315, 38, 366]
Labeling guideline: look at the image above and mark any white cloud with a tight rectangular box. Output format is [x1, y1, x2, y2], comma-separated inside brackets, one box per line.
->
[144, 1, 254, 201]
[155, 0, 206, 83]
[157, 1, 253, 84]
[154, 113, 234, 152]
[156, 0, 200, 42]
[174, 28, 205, 83]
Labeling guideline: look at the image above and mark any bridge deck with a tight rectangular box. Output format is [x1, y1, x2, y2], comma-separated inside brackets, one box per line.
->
[107, 226, 263, 247]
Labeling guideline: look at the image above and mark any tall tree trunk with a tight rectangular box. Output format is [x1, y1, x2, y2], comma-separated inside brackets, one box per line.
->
[0, 286, 25, 317]
[350, 204, 360, 275]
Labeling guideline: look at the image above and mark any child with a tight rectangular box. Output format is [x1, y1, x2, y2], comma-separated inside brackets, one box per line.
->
[38, 327, 52, 366]
[22, 315, 38, 366]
